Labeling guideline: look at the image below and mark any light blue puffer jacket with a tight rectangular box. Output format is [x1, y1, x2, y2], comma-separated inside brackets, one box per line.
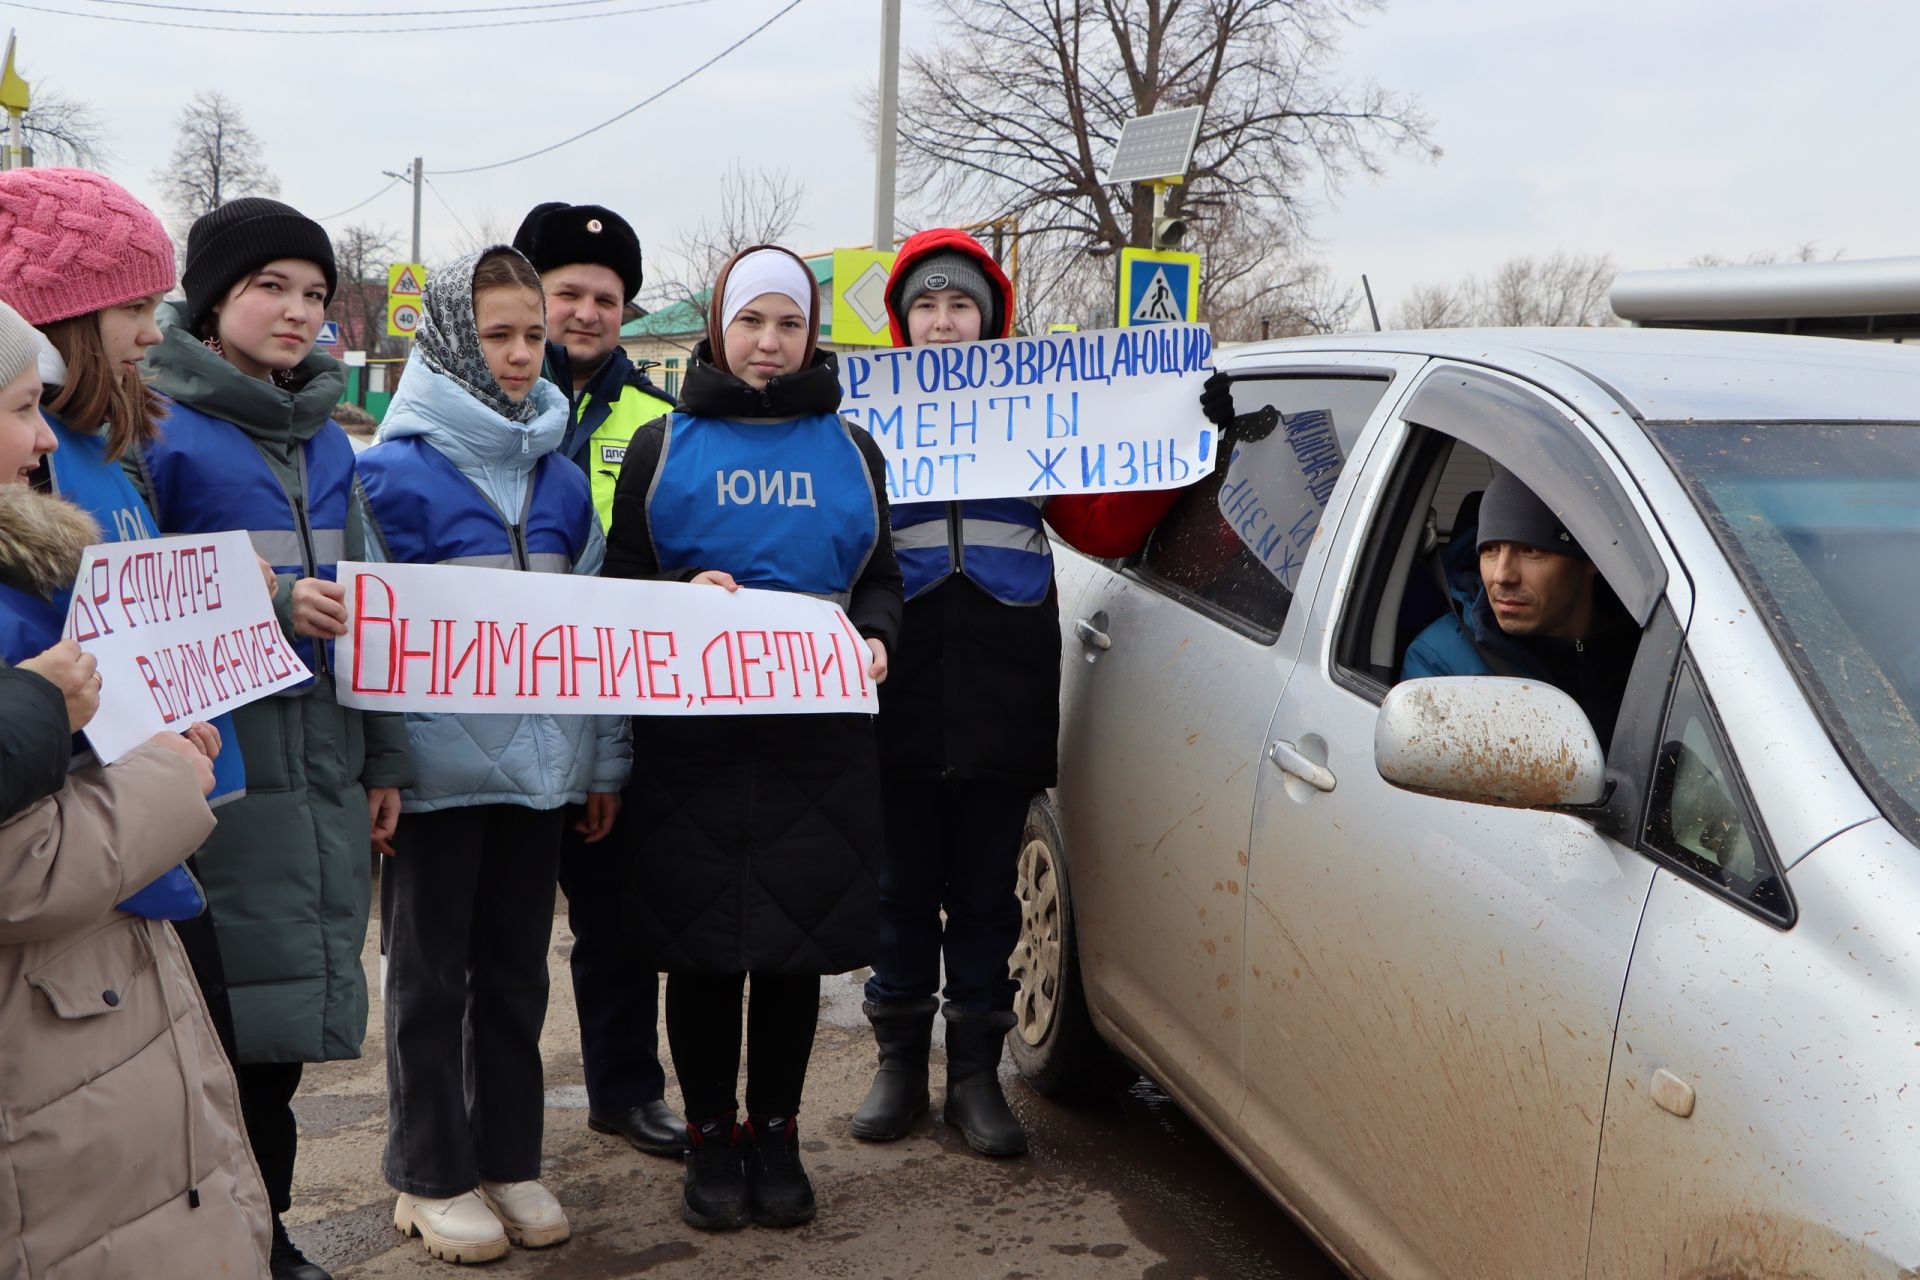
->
[366, 353, 631, 813]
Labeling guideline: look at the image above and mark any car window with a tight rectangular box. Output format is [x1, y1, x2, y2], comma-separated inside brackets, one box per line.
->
[1643, 660, 1793, 926]
[1332, 417, 1648, 758]
[1139, 375, 1391, 642]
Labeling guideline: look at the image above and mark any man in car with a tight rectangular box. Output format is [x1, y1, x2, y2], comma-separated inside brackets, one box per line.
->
[1402, 469, 1637, 749]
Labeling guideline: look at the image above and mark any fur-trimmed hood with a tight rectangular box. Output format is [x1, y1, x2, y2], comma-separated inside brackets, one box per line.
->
[0, 483, 99, 597]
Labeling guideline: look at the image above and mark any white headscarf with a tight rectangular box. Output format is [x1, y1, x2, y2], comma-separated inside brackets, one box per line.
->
[719, 249, 814, 331]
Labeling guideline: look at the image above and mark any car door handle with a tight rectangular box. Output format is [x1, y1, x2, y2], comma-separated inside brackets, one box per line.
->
[1073, 616, 1112, 650]
[1269, 740, 1336, 792]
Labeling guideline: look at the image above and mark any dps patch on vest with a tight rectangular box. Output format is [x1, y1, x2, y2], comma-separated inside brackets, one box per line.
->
[600, 443, 627, 467]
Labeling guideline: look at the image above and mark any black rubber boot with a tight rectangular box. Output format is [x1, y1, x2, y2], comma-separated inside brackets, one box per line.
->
[941, 1008, 1028, 1157]
[269, 1215, 330, 1280]
[744, 1115, 817, 1228]
[850, 998, 938, 1141]
[680, 1115, 749, 1230]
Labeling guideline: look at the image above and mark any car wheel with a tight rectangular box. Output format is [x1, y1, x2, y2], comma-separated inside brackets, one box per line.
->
[1009, 796, 1132, 1099]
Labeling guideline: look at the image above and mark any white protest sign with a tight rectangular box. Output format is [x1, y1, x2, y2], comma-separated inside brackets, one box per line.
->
[838, 323, 1218, 502]
[334, 562, 876, 716]
[64, 530, 312, 762]
[1215, 407, 1343, 591]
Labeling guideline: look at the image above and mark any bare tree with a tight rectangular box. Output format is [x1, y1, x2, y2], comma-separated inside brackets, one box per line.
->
[1689, 242, 1841, 268]
[329, 223, 403, 358]
[152, 91, 279, 236]
[1392, 253, 1618, 329]
[649, 164, 807, 338]
[20, 85, 110, 168]
[893, 0, 1435, 332]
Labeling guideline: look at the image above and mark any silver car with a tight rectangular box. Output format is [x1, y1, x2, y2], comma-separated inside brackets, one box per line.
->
[1010, 328, 1920, 1279]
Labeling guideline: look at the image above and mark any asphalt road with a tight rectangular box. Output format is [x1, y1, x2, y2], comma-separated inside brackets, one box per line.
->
[288, 890, 1347, 1279]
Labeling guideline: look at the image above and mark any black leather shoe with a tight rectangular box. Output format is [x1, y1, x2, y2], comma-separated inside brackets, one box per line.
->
[744, 1115, 816, 1228]
[270, 1215, 331, 1280]
[681, 1116, 749, 1230]
[588, 1098, 690, 1157]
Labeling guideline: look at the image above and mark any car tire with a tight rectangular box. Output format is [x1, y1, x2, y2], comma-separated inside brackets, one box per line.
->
[1008, 795, 1133, 1100]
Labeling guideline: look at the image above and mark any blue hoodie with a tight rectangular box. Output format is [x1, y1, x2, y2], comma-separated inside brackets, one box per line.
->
[362, 351, 631, 812]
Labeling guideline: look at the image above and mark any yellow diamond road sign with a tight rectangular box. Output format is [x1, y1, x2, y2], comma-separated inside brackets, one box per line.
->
[387, 261, 427, 338]
[831, 248, 898, 347]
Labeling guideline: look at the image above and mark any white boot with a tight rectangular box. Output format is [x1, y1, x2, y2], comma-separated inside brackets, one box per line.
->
[479, 1179, 571, 1248]
[393, 1190, 511, 1264]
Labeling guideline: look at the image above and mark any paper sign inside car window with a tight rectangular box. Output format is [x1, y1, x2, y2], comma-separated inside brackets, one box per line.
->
[1215, 408, 1343, 591]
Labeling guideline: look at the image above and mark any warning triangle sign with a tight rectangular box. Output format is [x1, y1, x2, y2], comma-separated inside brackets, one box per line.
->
[390, 266, 424, 296]
[1132, 267, 1183, 322]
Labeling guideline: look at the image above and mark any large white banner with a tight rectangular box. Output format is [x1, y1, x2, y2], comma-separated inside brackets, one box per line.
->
[65, 530, 312, 762]
[335, 562, 877, 716]
[838, 323, 1218, 502]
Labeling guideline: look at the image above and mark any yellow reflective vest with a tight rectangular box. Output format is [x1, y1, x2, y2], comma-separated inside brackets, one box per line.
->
[576, 379, 675, 531]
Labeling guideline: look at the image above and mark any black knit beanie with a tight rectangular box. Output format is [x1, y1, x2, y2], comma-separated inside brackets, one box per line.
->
[512, 202, 644, 303]
[1476, 469, 1584, 558]
[181, 197, 338, 335]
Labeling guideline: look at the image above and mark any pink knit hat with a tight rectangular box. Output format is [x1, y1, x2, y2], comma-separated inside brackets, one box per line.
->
[0, 167, 176, 326]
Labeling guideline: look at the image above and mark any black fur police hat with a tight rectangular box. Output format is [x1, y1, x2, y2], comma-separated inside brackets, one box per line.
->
[512, 202, 643, 303]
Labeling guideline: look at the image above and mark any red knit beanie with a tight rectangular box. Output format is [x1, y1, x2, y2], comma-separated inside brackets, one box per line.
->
[0, 168, 176, 326]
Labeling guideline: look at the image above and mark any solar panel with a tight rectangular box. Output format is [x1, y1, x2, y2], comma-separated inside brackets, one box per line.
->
[1103, 107, 1205, 185]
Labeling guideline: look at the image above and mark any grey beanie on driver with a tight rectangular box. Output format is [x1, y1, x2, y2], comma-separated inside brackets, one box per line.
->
[893, 250, 994, 328]
[1476, 469, 1584, 558]
[0, 298, 39, 387]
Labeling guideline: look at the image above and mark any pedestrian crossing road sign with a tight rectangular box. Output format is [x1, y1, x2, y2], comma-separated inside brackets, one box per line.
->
[1117, 247, 1201, 327]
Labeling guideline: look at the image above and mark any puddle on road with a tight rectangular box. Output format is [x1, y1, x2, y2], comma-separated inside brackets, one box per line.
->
[1016, 1075, 1344, 1280]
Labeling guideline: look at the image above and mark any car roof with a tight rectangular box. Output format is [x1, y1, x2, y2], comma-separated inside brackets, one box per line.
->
[1226, 326, 1920, 423]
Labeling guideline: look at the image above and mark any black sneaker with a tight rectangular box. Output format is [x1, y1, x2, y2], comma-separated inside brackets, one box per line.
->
[681, 1116, 750, 1230]
[269, 1215, 331, 1280]
[744, 1115, 816, 1228]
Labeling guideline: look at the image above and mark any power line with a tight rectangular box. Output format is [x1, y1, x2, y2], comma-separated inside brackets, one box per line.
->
[314, 173, 405, 222]
[431, 0, 806, 175]
[8, 0, 711, 34]
[421, 176, 476, 246]
[72, 0, 630, 14]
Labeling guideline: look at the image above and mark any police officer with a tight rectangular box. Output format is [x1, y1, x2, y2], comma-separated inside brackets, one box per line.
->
[511, 201, 683, 1157]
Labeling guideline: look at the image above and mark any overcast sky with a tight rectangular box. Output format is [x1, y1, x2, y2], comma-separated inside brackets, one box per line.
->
[13, 0, 1916, 324]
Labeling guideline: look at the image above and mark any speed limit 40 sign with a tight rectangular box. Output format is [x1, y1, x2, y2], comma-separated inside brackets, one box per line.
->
[387, 262, 426, 338]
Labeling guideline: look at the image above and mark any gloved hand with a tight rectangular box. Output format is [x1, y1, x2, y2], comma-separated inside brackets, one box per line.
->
[1198, 370, 1235, 427]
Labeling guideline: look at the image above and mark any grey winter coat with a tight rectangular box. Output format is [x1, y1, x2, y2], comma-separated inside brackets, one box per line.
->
[130, 308, 414, 1064]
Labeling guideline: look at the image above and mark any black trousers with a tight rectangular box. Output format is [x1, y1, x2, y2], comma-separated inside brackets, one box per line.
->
[381, 803, 562, 1197]
[556, 810, 665, 1114]
[664, 972, 820, 1121]
[864, 780, 1028, 1014]
[237, 1061, 304, 1214]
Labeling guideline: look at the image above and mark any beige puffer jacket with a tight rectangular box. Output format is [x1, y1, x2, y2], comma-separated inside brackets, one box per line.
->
[0, 736, 272, 1277]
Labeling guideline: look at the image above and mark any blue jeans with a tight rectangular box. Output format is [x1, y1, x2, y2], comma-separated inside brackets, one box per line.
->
[864, 780, 1028, 1015]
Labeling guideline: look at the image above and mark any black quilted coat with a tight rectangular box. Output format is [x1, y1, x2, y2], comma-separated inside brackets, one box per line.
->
[602, 348, 904, 974]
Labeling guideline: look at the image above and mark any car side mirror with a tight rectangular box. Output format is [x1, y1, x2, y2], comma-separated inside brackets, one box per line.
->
[1374, 677, 1607, 808]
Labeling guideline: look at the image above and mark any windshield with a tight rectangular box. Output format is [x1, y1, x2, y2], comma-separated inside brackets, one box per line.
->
[1650, 422, 1920, 846]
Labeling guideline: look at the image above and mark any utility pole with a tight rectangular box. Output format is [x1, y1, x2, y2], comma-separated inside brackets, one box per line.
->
[872, 0, 900, 251]
[410, 156, 423, 264]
